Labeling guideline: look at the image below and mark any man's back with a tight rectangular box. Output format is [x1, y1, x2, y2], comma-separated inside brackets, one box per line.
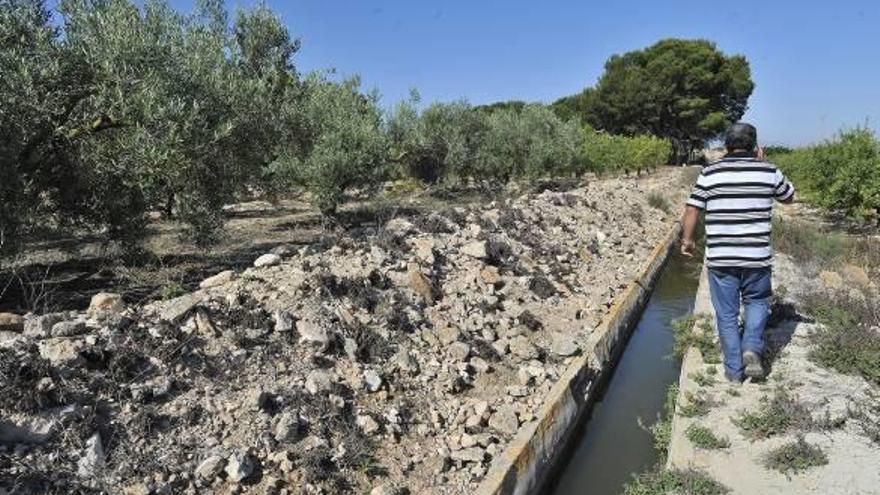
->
[686, 153, 795, 268]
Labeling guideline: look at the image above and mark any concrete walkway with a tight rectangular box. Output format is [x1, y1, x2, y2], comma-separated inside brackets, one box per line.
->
[667, 257, 880, 495]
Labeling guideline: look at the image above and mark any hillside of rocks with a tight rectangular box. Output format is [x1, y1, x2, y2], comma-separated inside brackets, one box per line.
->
[0, 170, 687, 495]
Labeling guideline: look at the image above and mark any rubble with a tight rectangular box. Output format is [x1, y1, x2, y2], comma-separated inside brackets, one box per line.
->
[0, 172, 684, 494]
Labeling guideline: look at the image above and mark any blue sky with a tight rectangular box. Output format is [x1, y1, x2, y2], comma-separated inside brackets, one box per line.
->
[171, 0, 879, 146]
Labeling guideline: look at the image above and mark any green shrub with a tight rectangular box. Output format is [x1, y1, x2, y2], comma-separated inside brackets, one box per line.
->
[773, 127, 880, 219]
[581, 127, 671, 175]
[734, 388, 813, 440]
[686, 424, 730, 450]
[764, 437, 828, 474]
[802, 289, 880, 385]
[623, 469, 729, 495]
[672, 314, 721, 363]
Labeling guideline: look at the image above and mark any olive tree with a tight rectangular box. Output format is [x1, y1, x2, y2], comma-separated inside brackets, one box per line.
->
[273, 74, 387, 215]
[475, 105, 582, 181]
[387, 93, 486, 183]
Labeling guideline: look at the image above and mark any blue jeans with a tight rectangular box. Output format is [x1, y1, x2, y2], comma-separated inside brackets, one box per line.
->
[707, 267, 772, 381]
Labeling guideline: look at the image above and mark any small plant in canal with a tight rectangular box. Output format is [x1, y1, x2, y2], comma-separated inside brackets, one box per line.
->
[764, 436, 828, 475]
[623, 468, 730, 495]
[686, 424, 730, 450]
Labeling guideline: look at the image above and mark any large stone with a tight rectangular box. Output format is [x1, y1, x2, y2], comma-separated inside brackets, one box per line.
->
[298, 318, 329, 351]
[77, 433, 106, 478]
[274, 310, 295, 333]
[51, 320, 87, 337]
[509, 335, 539, 360]
[436, 325, 460, 346]
[199, 270, 234, 289]
[450, 447, 486, 463]
[0, 313, 24, 332]
[305, 369, 335, 395]
[195, 454, 226, 480]
[0, 405, 78, 444]
[551, 334, 580, 357]
[225, 452, 255, 483]
[461, 241, 489, 259]
[159, 292, 204, 323]
[273, 412, 302, 443]
[363, 370, 383, 392]
[370, 484, 401, 495]
[385, 217, 415, 236]
[407, 263, 436, 303]
[253, 253, 282, 268]
[87, 293, 124, 316]
[356, 414, 381, 435]
[38, 338, 85, 365]
[488, 406, 519, 436]
[23, 313, 65, 338]
[448, 342, 471, 361]
[479, 266, 502, 286]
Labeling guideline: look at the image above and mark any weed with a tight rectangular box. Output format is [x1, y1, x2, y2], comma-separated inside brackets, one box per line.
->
[764, 436, 828, 475]
[801, 288, 880, 385]
[647, 191, 672, 214]
[672, 314, 721, 363]
[849, 390, 880, 445]
[160, 281, 185, 300]
[734, 388, 813, 440]
[725, 387, 741, 397]
[690, 371, 716, 387]
[686, 424, 730, 450]
[679, 391, 714, 418]
[623, 468, 729, 495]
[646, 383, 678, 460]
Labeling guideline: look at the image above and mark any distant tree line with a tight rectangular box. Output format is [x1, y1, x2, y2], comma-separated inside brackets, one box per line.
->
[0, 1, 746, 257]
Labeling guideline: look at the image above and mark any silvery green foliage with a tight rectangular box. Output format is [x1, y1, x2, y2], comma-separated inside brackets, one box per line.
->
[272, 74, 387, 215]
[0, 0, 136, 254]
[475, 105, 582, 181]
[24, 0, 300, 246]
[387, 93, 486, 183]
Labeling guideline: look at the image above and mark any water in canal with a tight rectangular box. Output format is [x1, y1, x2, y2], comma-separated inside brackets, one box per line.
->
[546, 249, 703, 495]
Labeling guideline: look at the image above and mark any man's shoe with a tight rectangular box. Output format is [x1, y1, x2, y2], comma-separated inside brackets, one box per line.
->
[743, 351, 764, 380]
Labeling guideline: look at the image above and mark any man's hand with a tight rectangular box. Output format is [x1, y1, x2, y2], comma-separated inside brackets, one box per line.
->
[680, 238, 696, 258]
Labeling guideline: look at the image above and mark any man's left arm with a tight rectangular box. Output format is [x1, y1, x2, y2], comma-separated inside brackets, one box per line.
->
[773, 169, 796, 203]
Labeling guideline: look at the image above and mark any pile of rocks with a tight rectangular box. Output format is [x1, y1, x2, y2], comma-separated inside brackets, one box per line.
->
[0, 173, 682, 494]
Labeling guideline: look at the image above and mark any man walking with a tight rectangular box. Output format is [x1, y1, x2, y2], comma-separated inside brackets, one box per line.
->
[680, 123, 795, 382]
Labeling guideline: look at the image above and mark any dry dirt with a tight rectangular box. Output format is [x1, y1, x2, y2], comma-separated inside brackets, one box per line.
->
[0, 169, 690, 494]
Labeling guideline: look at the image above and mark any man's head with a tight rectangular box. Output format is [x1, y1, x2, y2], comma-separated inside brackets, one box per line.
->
[725, 122, 758, 153]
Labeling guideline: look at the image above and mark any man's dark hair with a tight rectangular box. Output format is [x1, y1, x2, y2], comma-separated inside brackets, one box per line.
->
[725, 122, 757, 151]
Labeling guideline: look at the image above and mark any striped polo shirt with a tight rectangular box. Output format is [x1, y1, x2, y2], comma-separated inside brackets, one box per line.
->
[687, 155, 795, 269]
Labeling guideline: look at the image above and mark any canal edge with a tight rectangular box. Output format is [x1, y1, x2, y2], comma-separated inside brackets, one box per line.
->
[665, 265, 713, 470]
[476, 218, 684, 495]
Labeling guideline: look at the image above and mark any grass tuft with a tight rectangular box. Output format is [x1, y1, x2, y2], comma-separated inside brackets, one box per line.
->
[647, 191, 672, 214]
[734, 388, 813, 440]
[764, 436, 828, 475]
[686, 424, 730, 450]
